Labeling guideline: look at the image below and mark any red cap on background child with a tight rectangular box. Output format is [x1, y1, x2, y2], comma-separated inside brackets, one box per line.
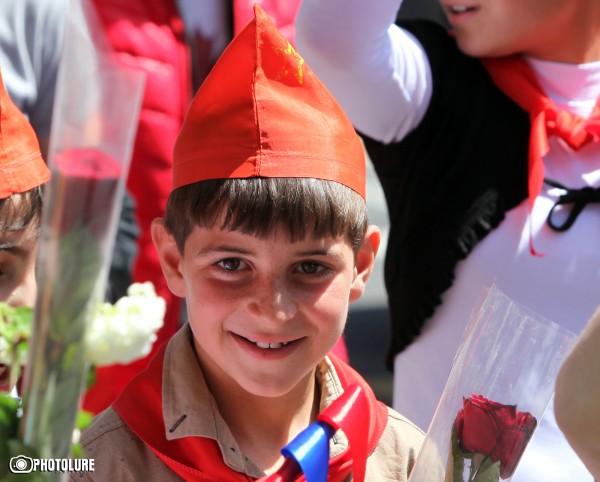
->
[0, 71, 50, 199]
[173, 4, 366, 199]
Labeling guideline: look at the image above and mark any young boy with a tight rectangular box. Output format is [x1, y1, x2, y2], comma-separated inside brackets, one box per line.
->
[296, 1, 600, 480]
[0, 71, 51, 392]
[74, 6, 424, 481]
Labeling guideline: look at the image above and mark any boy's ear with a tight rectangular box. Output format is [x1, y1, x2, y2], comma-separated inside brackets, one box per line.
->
[151, 218, 186, 298]
[349, 225, 381, 303]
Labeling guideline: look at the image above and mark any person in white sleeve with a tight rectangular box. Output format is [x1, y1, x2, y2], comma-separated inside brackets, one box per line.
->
[295, 1, 600, 480]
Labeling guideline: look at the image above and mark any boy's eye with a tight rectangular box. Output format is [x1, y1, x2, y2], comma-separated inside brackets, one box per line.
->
[297, 261, 324, 275]
[0, 262, 15, 299]
[217, 258, 245, 271]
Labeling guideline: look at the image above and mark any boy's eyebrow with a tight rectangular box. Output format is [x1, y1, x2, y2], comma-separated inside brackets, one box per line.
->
[296, 248, 340, 257]
[195, 246, 340, 257]
[0, 242, 26, 257]
[196, 245, 252, 256]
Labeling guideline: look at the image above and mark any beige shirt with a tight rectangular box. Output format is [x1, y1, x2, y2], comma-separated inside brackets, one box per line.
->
[72, 325, 424, 481]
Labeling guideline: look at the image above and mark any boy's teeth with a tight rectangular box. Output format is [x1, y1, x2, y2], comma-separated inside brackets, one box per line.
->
[255, 341, 289, 349]
[451, 6, 471, 13]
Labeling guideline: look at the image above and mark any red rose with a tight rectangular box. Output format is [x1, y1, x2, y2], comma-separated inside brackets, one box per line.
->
[52, 148, 121, 239]
[456, 395, 537, 479]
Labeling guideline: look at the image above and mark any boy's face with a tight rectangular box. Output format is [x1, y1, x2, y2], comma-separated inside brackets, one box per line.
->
[0, 223, 38, 307]
[439, 0, 580, 61]
[153, 219, 379, 399]
[0, 221, 38, 390]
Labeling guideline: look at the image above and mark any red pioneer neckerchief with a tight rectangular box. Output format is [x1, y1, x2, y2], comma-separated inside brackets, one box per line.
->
[482, 55, 600, 255]
[112, 341, 387, 482]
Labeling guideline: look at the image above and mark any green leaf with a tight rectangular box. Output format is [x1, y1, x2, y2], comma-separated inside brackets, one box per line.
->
[0, 395, 19, 437]
[85, 365, 97, 390]
[71, 441, 85, 459]
[449, 421, 501, 482]
[0, 400, 40, 481]
[2, 438, 43, 481]
[0, 396, 20, 470]
[450, 421, 466, 481]
[470, 456, 501, 482]
[76, 409, 93, 431]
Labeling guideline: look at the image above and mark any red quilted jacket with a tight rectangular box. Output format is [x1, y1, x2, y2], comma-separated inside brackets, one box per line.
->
[83, 0, 191, 414]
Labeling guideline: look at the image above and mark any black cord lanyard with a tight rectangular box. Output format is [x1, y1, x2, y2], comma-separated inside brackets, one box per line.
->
[544, 178, 600, 232]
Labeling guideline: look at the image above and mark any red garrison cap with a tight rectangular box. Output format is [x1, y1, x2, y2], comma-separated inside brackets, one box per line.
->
[0, 70, 50, 199]
[173, 4, 366, 199]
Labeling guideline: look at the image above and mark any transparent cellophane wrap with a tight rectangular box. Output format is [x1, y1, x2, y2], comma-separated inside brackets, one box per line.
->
[19, 0, 145, 466]
[408, 285, 576, 481]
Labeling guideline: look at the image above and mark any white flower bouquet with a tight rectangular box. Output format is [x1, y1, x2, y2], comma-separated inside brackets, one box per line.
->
[86, 282, 166, 366]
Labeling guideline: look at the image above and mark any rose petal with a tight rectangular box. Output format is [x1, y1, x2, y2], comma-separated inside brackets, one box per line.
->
[491, 426, 531, 478]
[517, 411, 537, 431]
[490, 402, 517, 429]
[458, 396, 537, 478]
[460, 398, 499, 454]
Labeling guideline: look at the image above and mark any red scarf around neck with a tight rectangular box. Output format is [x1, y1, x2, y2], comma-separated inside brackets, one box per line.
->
[112, 341, 388, 481]
[482, 55, 600, 255]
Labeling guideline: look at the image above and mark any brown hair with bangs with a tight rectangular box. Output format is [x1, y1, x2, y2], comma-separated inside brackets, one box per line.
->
[164, 178, 368, 255]
[0, 186, 44, 233]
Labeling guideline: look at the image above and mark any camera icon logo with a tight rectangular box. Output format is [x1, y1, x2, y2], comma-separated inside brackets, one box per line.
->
[9, 456, 34, 474]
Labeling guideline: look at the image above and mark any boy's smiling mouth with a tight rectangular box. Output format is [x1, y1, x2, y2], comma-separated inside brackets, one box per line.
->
[249, 339, 290, 349]
[235, 333, 301, 351]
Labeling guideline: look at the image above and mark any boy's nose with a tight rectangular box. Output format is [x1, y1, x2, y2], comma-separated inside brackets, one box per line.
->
[247, 277, 297, 322]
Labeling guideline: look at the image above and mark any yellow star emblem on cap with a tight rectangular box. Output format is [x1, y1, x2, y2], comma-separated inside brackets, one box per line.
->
[272, 41, 305, 85]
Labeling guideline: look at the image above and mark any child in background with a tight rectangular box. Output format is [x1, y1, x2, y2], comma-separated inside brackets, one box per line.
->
[296, 0, 600, 480]
[0, 70, 51, 392]
[73, 7, 423, 481]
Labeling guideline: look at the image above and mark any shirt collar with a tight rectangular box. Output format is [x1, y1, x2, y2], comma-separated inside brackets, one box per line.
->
[162, 324, 349, 474]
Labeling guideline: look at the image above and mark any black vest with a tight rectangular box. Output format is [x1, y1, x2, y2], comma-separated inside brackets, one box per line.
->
[361, 20, 530, 369]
